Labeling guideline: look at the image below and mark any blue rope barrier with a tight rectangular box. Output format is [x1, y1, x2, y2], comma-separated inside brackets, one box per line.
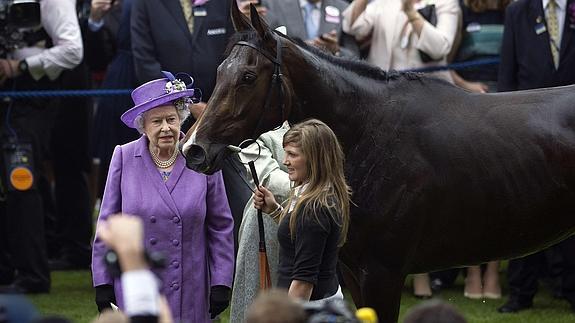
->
[0, 89, 132, 98]
[0, 58, 500, 98]
[406, 57, 500, 73]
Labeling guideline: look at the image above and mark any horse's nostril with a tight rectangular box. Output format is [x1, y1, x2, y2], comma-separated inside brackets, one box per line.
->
[185, 145, 207, 167]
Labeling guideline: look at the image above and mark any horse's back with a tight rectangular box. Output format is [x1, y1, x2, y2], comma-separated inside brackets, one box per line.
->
[416, 84, 575, 267]
[349, 80, 575, 271]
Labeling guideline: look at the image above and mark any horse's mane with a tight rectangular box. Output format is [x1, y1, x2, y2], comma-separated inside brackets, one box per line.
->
[224, 30, 423, 83]
[292, 37, 423, 82]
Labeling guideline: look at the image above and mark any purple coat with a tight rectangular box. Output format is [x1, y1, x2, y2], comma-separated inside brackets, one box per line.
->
[91, 135, 234, 322]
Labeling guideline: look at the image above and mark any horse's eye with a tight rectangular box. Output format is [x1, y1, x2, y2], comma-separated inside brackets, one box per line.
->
[242, 72, 256, 84]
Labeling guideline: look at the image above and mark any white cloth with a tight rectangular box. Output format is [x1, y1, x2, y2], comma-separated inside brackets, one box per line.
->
[342, 0, 459, 82]
[12, 0, 83, 81]
[121, 270, 160, 317]
[304, 285, 344, 308]
[543, 0, 566, 49]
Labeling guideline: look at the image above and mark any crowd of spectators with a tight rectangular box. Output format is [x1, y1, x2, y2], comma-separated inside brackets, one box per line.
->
[0, 0, 574, 322]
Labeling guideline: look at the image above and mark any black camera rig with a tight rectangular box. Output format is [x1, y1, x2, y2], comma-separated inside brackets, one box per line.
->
[0, 0, 41, 58]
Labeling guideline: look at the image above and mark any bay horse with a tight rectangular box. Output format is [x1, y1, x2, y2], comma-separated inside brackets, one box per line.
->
[182, 3, 575, 322]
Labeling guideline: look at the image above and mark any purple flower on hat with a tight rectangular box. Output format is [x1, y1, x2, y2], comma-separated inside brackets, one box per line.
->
[120, 71, 199, 128]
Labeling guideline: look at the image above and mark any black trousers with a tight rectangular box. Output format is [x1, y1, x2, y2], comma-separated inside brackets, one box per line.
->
[0, 76, 57, 289]
[48, 64, 93, 265]
[507, 236, 575, 305]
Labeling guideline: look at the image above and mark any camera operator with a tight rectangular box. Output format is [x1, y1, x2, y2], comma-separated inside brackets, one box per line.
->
[0, 0, 82, 294]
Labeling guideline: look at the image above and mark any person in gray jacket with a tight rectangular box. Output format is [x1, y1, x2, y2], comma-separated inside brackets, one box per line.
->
[230, 123, 290, 322]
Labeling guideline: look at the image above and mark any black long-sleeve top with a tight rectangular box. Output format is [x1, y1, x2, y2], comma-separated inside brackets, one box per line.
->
[276, 200, 342, 300]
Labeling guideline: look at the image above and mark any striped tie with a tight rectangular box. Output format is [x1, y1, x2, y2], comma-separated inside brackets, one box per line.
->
[547, 0, 559, 68]
[180, 0, 194, 34]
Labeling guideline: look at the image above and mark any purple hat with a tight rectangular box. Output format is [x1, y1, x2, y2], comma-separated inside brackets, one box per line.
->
[121, 71, 198, 128]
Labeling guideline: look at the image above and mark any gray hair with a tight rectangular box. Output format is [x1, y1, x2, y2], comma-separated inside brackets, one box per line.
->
[134, 98, 191, 134]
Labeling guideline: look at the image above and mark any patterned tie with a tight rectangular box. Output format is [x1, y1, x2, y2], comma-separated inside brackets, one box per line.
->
[547, 0, 559, 68]
[303, 2, 318, 40]
[179, 0, 194, 34]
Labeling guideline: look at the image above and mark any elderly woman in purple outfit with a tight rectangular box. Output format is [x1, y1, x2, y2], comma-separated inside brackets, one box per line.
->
[91, 72, 234, 322]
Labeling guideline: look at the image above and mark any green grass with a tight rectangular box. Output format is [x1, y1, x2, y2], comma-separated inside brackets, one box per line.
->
[27, 270, 575, 322]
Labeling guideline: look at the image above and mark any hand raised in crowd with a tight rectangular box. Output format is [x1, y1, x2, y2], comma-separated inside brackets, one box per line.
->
[90, 0, 118, 23]
[238, 0, 267, 19]
[451, 71, 489, 93]
[0, 59, 21, 85]
[402, 0, 424, 33]
[254, 185, 279, 214]
[463, 81, 488, 93]
[97, 214, 147, 271]
[349, 0, 369, 26]
[402, 0, 418, 15]
[311, 30, 341, 55]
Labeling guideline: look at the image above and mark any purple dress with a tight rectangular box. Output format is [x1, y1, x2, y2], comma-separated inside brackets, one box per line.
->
[91, 135, 234, 322]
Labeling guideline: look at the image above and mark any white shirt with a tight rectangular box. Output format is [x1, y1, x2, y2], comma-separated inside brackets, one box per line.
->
[12, 0, 83, 81]
[543, 0, 566, 49]
[122, 270, 160, 317]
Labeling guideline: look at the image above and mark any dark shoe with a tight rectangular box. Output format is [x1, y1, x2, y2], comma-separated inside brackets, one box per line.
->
[0, 283, 49, 294]
[48, 257, 89, 271]
[497, 300, 532, 313]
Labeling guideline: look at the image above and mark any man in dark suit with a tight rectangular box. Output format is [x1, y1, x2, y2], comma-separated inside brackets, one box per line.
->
[497, 0, 575, 313]
[131, 0, 233, 104]
[261, 0, 359, 58]
[498, 0, 574, 91]
[131, 0, 252, 253]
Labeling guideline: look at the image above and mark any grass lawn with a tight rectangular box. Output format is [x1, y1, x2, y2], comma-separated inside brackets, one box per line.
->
[27, 270, 575, 323]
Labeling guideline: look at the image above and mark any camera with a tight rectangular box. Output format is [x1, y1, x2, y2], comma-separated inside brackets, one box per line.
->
[0, 0, 41, 57]
[104, 249, 166, 278]
[304, 299, 360, 323]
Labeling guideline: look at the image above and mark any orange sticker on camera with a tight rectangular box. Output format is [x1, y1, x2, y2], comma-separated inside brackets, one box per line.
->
[10, 167, 34, 191]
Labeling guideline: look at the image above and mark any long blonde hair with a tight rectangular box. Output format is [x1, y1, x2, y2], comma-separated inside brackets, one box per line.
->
[280, 119, 351, 247]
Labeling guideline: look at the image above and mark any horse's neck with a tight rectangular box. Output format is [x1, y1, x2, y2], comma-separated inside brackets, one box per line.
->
[286, 55, 380, 149]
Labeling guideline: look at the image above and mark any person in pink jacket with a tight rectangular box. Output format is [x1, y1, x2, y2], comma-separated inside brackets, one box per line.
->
[91, 71, 234, 322]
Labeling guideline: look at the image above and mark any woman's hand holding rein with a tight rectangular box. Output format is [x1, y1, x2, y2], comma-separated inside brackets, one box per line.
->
[254, 185, 280, 215]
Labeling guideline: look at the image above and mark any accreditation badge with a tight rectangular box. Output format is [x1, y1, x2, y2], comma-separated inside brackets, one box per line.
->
[3, 141, 35, 191]
[324, 5, 340, 24]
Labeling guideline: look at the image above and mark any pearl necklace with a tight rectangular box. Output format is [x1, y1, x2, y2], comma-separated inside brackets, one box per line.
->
[149, 146, 179, 169]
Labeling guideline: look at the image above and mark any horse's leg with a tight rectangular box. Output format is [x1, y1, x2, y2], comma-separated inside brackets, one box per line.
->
[362, 261, 405, 323]
[339, 260, 363, 307]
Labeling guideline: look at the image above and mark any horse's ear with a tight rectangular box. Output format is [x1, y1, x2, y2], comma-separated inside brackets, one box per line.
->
[250, 4, 272, 40]
[231, 0, 252, 32]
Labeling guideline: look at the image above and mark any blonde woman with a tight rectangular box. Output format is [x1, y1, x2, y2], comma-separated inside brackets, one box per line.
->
[254, 119, 351, 303]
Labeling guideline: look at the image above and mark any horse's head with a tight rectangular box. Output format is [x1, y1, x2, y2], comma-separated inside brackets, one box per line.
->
[182, 3, 295, 174]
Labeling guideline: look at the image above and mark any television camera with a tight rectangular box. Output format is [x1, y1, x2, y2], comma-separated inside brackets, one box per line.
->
[0, 0, 41, 58]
